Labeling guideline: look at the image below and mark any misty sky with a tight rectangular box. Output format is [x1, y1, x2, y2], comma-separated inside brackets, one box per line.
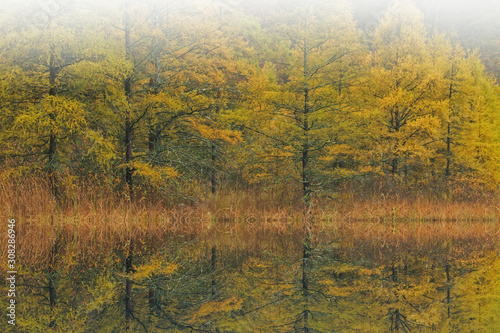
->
[5, 0, 500, 27]
[2, 0, 500, 57]
[352, 0, 500, 37]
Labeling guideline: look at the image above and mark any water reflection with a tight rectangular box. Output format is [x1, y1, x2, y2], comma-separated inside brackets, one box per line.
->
[8, 219, 500, 332]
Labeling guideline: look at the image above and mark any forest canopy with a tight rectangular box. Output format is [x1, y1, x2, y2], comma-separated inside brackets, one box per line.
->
[1, 0, 500, 204]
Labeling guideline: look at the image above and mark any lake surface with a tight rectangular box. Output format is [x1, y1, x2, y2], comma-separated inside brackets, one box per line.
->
[5, 218, 500, 332]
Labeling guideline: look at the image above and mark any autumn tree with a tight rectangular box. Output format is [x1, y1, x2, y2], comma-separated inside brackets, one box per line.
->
[96, 0, 205, 199]
[250, 1, 360, 208]
[363, 1, 445, 185]
[432, 37, 500, 188]
[0, 2, 134, 201]
[0, 9, 97, 197]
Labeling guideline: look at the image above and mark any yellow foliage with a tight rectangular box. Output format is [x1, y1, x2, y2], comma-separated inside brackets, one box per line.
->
[84, 130, 118, 168]
[192, 119, 243, 144]
[119, 161, 178, 185]
[133, 259, 178, 280]
[14, 95, 86, 135]
[193, 296, 243, 321]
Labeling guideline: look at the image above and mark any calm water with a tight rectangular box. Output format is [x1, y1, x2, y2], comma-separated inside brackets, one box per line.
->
[5, 220, 500, 332]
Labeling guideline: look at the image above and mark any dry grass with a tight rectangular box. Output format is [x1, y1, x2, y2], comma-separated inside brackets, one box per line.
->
[323, 195, 500, 222]
[0, 178, 499, 269]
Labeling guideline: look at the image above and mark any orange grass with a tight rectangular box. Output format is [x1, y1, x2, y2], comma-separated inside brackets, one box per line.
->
[1, 179, 499, 268]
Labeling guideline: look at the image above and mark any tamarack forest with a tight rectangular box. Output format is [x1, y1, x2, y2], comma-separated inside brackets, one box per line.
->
[1, 0, 500, 332]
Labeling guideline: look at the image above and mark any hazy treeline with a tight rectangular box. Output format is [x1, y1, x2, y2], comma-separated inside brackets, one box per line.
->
[1, 0, 499, 203]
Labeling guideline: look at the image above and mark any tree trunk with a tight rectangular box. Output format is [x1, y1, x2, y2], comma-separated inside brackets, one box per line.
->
[302, 16, 311, 211]
[211, 246, 217, 297]
[148, 288, 158, 316]
[211, 144, 217, 194]
[391, 157, 398, 175]
[445, 263, 451, 318]
[393, 309, 400, 332]
[48, 226, 60, 328]
[49, 278, 57, 308]
[148, 126, 158, 153]
[391, 265, 398, 282]
[48, 52, 59, 198]
[125, 278, 132, 330]
[211, 91, 221, 195]
[125, 242, 134, 330]
[301, 17, 312, 332]
[446, 65, 455, 178]
[48, 276, 57, 328]
[302, 135, 310, 209]
[148, 22, 161, 156]
[302, 232, 311, 332]
[391, 308, 409, 332]
[391, 109, 401, 175]
[445, 123, 451, 177]
[124, 8, 134, 200]
[125, 112, 133, 200]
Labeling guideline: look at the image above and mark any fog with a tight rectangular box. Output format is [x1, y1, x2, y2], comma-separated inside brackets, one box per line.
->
[4, 0, 500, 31]
[2, 0, 499, 72]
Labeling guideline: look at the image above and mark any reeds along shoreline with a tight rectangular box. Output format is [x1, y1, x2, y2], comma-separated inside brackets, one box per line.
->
[1, 178, 499, 268]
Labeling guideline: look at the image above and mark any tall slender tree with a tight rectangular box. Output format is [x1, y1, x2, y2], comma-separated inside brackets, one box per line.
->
[259, 1, 360, 208]
[364, 2, 442, 183]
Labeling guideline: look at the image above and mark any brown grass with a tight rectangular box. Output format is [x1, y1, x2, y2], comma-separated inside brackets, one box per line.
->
[0, 178, 499, 269]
